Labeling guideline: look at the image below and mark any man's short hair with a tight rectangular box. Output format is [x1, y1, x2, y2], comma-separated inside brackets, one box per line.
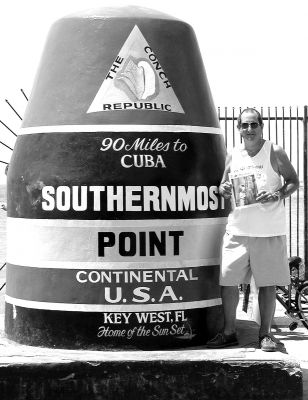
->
[237, 108, 263, 129]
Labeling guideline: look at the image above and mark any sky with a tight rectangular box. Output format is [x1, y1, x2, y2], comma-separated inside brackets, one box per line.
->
[0, 0, 307, 181]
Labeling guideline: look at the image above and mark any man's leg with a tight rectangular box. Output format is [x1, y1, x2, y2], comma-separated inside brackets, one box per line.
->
[258, 285, 276, 336]
[222, 285, 239, 334]
[206, 285, 239, 348]
[206, 233, 247, 348]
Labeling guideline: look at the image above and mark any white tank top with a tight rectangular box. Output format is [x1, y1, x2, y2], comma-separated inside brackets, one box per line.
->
[227, 140, 286, 236]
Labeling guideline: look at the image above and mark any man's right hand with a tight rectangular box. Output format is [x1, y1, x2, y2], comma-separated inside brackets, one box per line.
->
[219, 182, 232, 199]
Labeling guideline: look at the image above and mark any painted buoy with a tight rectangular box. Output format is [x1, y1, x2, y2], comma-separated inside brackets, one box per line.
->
[5, 6, 229, 349]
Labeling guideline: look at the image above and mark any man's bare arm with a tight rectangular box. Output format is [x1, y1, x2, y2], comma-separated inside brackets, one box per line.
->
[274, 145, 299, 199]
[257, 145, 299, 203]
[218, 153, 232, 199]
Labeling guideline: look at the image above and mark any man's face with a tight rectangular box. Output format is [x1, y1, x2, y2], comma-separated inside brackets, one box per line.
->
[239, 111, 263, 143]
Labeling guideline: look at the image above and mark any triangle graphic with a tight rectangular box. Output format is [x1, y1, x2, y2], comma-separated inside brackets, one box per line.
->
[87, 25, 185, 114]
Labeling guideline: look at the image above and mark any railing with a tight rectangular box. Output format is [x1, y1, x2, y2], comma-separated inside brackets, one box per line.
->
[218, 106, 308, 272]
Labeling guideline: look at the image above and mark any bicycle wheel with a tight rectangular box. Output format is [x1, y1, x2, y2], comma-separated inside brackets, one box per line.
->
[295, 282, 308, 329]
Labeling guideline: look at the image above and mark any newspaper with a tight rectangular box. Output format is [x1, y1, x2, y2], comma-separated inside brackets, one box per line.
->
[229, 172, 259, 208]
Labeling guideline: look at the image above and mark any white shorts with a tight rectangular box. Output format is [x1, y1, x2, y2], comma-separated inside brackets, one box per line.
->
[220, 233, 290, 287]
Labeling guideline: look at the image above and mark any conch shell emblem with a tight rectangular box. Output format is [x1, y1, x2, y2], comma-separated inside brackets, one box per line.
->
[117, 58, 157, 100]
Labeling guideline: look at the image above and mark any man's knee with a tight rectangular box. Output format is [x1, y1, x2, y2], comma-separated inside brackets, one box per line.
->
[221, 285, 239, 298]
[259, 285, 276, 294]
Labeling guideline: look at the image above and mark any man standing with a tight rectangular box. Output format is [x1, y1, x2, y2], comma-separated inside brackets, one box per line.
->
[207, 108, 299, 351]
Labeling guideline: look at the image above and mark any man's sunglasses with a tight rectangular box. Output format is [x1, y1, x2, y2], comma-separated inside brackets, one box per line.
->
[240, 122, 260, 130]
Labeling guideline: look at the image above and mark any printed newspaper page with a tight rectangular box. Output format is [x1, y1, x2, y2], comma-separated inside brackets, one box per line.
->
[229, 172, 259, 208]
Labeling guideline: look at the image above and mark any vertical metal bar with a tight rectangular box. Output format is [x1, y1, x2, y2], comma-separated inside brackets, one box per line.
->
[267, 107, 271, 141]
[289, 107, 292, 255]
[275, 107, 278, 144]
[289, 107, 292, 161]
[225, 107, 228, 149]
[218, 107, 224, 144]
[282, 107, 285, 149]
[303, 105, 308, 277]
[281, 106, 287, 251]
[232, 107, 235, 147]
[260, 106, 264, 142]
[239, 107, 242, 144]
[296, 107, 300, 255]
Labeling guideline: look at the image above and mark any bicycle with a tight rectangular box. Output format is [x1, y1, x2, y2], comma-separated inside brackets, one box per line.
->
[275, 256, 308, 330]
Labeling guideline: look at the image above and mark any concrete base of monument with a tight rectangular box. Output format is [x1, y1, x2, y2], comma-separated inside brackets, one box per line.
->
[0, 316, 302, 400]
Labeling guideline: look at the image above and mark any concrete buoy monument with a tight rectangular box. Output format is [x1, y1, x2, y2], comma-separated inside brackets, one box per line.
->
[5, 6, 229, 349]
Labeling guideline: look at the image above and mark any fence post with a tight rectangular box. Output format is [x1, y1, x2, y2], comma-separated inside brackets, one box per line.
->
[304, 105, 308, 277]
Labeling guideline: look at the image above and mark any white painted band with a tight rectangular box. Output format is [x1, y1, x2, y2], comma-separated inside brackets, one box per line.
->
[7, 217, 226, 265]
[19, 125, 222, 135]
[5, 295, 222, 312]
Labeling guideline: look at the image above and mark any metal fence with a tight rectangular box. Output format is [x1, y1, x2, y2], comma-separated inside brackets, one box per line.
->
[218, 105, 308, 270]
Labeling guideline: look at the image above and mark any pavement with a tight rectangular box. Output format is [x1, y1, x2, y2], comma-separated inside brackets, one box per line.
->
[238, 293, 308, 399]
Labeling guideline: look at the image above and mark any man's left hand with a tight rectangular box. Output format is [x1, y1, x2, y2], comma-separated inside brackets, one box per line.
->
[256, 191, 278, 203]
